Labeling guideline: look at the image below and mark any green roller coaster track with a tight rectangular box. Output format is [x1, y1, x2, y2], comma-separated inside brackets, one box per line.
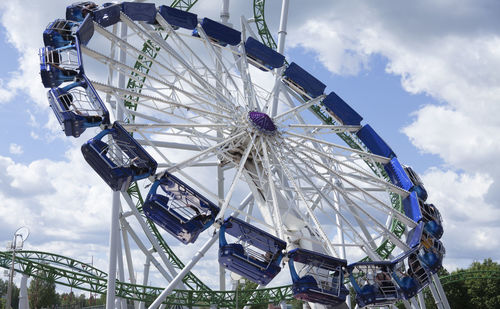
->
[16, 0, 420, 307]
[1, 250, 498, 307]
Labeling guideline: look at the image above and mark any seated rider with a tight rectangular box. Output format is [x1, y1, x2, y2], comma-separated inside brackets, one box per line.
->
[60, 92, 101, 123]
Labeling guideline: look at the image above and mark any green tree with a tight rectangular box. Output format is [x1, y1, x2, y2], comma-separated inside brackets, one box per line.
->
[0, 278, 20, 309]
[28, 276, 57, 309]
[423, 258, 500, 309]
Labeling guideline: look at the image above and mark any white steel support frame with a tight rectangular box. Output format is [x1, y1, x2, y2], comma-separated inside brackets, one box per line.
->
[106, 191, 122, 309]
[79, 4, 450, 308]
[105, 18, 128, 309]
[432, 273, 451, 309]
[19, 274, 29, 309]
[270, 0, 290, 117]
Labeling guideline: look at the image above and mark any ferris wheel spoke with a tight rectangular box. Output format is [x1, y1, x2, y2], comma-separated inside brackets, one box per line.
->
[192, 25, 247, 104]
[214, 133, 257, 221]
[260, 137, 286, 239]
[273, 95, 325, 122]
[139, 18, 242, 113]
[285, 132, 391, 163]
[287, 123, 362, 133]
[233, 18, 263, 111]
[275, 146, 381, 259]
[161, 130, 248, 174]
[266, 145, 339, 257]
[155, 16, 242, 111]
[279, 143, 382, 253]
[92, 81, 232, 122]
[119, 14, 238, 112]
[92, 52, 232, 117]
[286, 137, 409, 197]
[93, 22, 223, 105]
[288, 143, 415, 228]
[287, 156, 412, 254]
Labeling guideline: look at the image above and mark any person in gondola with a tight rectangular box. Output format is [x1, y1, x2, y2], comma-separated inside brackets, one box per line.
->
[60, 91, 101, 123]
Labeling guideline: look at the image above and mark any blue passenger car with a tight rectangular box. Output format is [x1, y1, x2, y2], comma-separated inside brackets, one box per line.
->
[420, 201, 444, 239]
[43, 19, 79, 48]
[384, 157, 413, 191]
[47, 76, 109, 137]
[321, 91, 363, 126]
[158, 5, 198, 30]
[81, 121, 157, 191]
[244, 37, 285, 71]
[404, 166, 428, 201]
[283, 62, 326, 99]
[391, 249, 424, 300]
[93, 3, 122, 27]
[66, 2, 98, 22]
[219, 216, 286, 285]
[417, 232, 445, 274]
[40, 45, 82, 88]
[288, 248, 349, 306]
[121, 2, 157, 24]
[192, 17, 241, 46]
[143, 172, 219, 244]
[356, 124, 396, 158]
[402, 192, 424, 223]
[348, 262, 400, 307]
[391, 223, 431, 299]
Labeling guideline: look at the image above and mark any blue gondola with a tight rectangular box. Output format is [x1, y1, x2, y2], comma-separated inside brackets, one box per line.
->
[192, 17, 241, 47]
[390, 223, 430, 299]
[219, 216, 286, 285]
[391, 249, 424, 300]
[348, 262, 400, 307]
[81, 121, 157, 191]
[158, 5, 198, 30]
[93, 3, 121, 27]
[47, 76, 109, 137]
[43, 19, 79, 48]
[417, 232, 445, 274]
[66, 2, 98, 22]
[405, 220, 444, 274]
[143, 172, 219, 244]
[321, 91, 363, 126]
[288, 248, 349, 306]
[356, 124, 396, 158]
[420, 201, 443, 239]
[402, 192, 424, 223]
[404, 166, 428, 201]
[384, 157, 413, 191]
[121, 2, 157, 23]
[39, 44, 83, 88]
[75, 14, 95, 46]
[283, 62, 326, 99]
[244, 37, 285, 71]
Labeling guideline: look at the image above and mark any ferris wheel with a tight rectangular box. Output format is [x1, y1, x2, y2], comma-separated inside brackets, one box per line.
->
[39, 1, 450, 308]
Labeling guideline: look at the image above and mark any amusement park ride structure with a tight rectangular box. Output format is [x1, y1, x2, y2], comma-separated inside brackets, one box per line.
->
[1, 0, 456, 308]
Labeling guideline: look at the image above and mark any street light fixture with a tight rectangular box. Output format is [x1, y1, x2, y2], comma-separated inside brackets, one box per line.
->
[6, 226, 30, 309]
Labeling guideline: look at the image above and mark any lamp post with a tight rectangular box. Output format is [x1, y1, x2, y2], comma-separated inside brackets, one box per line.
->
[6, 227, 30, 309]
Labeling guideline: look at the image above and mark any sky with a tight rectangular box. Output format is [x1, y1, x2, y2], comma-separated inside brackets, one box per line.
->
[0, 0, 499, 292]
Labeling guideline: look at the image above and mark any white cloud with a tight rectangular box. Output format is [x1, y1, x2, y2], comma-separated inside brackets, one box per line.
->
[0, 78, 16, 103]
[422, 169, 500, 268]
[9, 143, 23, 155]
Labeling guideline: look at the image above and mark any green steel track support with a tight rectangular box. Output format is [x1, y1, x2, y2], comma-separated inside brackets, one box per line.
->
[2, 250, 499, 306]
[254, 0, 405, 261]
[0, 250, 293, 307]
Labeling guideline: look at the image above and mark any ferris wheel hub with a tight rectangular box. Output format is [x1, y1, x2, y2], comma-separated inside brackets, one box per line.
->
[248, 111, 276, 135]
